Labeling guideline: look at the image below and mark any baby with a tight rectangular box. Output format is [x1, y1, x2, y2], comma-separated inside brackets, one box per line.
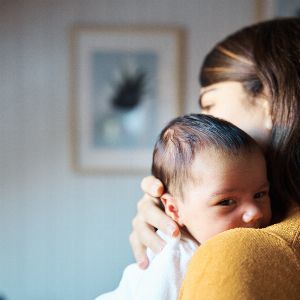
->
[96, 114, 272, 300]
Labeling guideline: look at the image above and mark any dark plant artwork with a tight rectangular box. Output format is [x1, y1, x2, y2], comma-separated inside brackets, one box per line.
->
[111, 69, 147, 111]
[91, 49, 158, 150]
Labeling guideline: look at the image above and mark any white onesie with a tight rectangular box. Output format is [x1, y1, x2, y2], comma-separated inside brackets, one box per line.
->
[95, 231, 198, 300]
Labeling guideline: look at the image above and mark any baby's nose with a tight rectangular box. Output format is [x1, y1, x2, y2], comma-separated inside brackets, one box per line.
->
[242, 206, 263, 225]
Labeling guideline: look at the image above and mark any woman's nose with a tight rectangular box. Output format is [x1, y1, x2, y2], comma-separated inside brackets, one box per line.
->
[242, 206, 263, 224]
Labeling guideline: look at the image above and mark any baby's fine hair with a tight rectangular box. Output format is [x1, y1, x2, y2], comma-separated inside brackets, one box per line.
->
[152, 114, 261, 198]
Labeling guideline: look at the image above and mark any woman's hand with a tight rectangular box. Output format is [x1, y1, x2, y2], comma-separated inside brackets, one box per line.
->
[130, 176, 180, 269]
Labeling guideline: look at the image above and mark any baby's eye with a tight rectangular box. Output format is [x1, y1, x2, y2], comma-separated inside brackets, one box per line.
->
[217, 199, 236, 206]
[254, 191, 268, 200]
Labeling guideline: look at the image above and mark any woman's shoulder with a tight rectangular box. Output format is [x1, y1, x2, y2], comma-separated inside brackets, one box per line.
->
[198, 204, 300, 259]
[179, 206, 300, 300]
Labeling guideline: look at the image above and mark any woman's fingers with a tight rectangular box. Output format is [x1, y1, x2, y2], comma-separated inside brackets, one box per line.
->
[130, 217, 168, 267]
[140, 176, 179, 236]
[140, 176, 164, 197]
[130, 176, 180, 268]
[138, 195, 180, 239]
[133, 214, 166, 252]
[129, 231, 149, 269]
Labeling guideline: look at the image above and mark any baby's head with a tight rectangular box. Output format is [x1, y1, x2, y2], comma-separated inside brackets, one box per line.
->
[152, 114, 272, 244]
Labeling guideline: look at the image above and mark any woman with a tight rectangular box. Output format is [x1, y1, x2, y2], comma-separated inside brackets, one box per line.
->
[130, 18, 300, 298]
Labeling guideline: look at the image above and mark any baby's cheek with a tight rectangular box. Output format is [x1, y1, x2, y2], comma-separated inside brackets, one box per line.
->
[198, 222, 228, 243]
[222, 220, 242, 231]
[209, 220, 239, 238]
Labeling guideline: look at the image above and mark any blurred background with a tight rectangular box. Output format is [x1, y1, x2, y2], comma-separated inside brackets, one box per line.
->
[0, 1, 299, 299]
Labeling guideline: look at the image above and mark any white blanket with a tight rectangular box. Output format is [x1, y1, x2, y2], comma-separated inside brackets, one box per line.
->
[95, 231, 198, 300]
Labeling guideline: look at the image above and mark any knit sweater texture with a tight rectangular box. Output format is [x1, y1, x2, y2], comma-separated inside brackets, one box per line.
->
[179, 205, 300, 300]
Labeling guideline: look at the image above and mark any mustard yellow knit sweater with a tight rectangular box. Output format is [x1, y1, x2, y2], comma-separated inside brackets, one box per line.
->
[179, 205, 300, 300]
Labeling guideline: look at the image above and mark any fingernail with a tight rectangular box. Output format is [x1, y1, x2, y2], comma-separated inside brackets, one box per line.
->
[167, 223, 178, 237]
[138, 259, 148, 269]
[151, 183, 161, 195]
[171, 227, 180, 238]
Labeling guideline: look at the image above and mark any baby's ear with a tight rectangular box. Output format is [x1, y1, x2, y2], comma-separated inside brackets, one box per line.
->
[160, 193, 183, 226]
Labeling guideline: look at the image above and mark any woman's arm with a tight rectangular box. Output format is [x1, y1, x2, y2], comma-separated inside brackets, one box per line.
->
[130, 176, 180, 269]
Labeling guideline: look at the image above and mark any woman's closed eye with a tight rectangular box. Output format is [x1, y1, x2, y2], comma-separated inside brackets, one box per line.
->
[201, 105, 213, 113]
[200, 100, 215, 112]
[199, 96, 215, 113]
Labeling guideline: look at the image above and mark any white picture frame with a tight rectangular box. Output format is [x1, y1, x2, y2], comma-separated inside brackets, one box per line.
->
[70, 25, 185, 173]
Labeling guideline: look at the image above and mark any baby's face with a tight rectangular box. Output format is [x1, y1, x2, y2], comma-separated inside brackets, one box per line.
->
[176, 149, 272, 244]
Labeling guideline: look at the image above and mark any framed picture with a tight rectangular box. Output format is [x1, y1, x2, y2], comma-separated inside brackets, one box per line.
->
[70, 25, 185, 173]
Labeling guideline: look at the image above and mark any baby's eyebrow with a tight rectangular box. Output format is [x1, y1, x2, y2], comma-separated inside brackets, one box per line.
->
[208, 182, 270, 201]
[208, 188, 236, 198]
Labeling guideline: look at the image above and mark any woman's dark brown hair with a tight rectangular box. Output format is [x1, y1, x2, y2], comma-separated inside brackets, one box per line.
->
[200, 18, 300, 217]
